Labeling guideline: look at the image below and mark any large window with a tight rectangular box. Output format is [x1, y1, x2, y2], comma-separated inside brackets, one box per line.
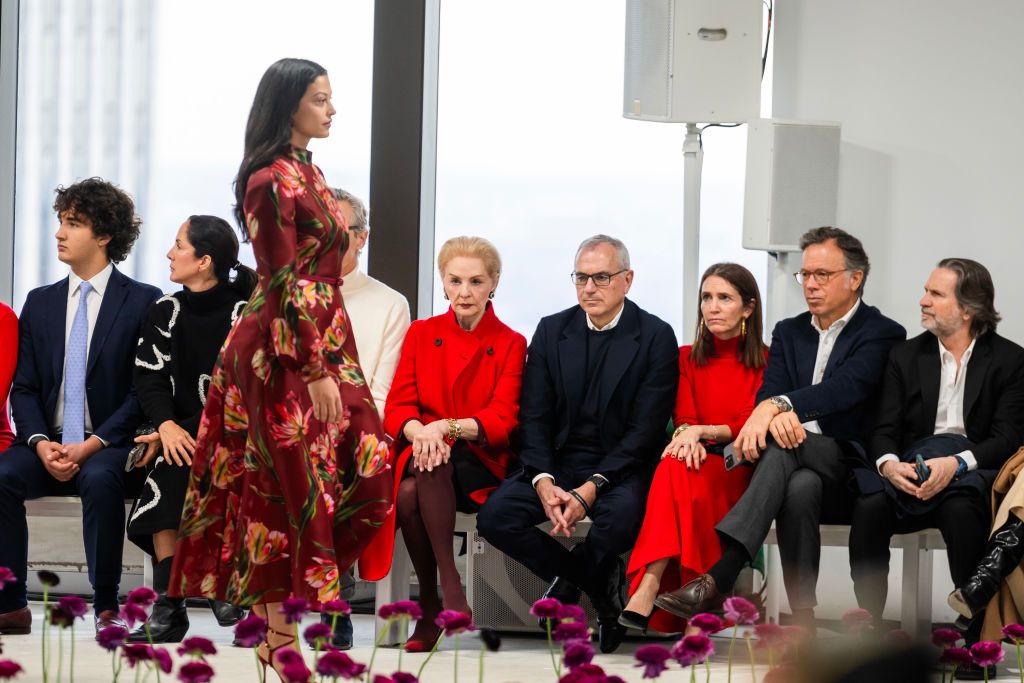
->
[432, 1, 767, 343]
[13, 0, 374, 309]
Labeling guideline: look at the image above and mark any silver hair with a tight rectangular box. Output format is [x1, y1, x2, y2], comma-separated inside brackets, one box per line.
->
[330, 188, 369, 233]
[575, 234, 630, 270]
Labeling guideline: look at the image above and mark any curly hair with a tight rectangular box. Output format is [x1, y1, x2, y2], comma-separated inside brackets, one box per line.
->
[53, 178, 142, 263]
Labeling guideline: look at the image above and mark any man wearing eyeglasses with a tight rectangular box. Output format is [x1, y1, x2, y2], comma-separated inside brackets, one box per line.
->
[478, 234, 678, 653]
[654, 227, 905, 628]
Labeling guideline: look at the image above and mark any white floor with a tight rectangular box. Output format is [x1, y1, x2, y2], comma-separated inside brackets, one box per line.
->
[2, 602, 1020, 682]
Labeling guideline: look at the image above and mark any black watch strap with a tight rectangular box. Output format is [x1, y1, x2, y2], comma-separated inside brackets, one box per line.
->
[27, 435, 48, 449]
[586, 474, 609, 493]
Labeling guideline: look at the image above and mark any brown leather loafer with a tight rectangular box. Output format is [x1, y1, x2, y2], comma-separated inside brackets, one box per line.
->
[653, 574, 724, 619]
[0, 606, 31, 635]
[95, 610, 128, 637]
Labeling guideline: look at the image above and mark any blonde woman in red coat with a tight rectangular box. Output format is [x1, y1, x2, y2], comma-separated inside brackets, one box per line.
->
[363, 236, 526, 651]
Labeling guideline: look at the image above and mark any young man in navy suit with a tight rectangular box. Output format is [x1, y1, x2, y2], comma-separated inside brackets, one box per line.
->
[655, 227, 906, 624]
[0, 178, 161, 636]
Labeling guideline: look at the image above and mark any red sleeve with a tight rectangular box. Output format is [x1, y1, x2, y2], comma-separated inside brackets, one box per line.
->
[382, 322, 423, 440]
[725, 362, 766, 438]
[470, 332, 527, 450]
[0, 303, 17, 450]
[672, 346, 698, 427]
[244, 163, 326, 382]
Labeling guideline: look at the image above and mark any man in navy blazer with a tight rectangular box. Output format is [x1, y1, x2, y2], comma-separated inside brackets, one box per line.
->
[655, 227, 906, 624]
[0, 178, 161, 636]
[478, 235, 678, 653]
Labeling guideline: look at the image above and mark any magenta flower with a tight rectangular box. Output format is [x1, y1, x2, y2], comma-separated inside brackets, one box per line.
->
[280, 597, 310, 624]
[970, 640, 1005, 667]
[178, 660, 215, 683]
[435, 609, 474, 636]
[558, 603, 587, 623]
[275, 649, 305, 667]
[127, 586, 158, 608]
[754, 622, 786, 648]
[0, 568, 15, 590]
[558, 663, 608, 682]
[234, 613, 268, 647]
[120, 601, 149, 628]
[553, 621, 590, 642]
[0, 660, 23, 679]
[634, 644, 672, 678]
[940, 647, 973, 667]
[177, 636, 217, 659]
[563, 639, 595, 670]
[841, 608, 874, 633]
[1003, 623, 1024, 643]
[48, 604, 78, 628]
[303, 622, 332, 648]
[378, 600, 422, 620]
[931, 627, 962, 649]
[530, 597, 563, 619]
[57, 595, 88, 618]
[122, 644, 156, 667]
[153, 647, 173, 674]
[689, 613, 724, 634]
[671, 634, 714, 666]
[321, 599, 352, 616]
[280, 660, 312, 683]
[722, 596, 759, 625]
[316, 650, 366, 679]
[97, 625, 129, 652]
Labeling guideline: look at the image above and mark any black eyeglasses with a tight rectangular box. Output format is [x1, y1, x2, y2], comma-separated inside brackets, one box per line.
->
[570, 270, 628, 288]
[793, 269, 849, 285]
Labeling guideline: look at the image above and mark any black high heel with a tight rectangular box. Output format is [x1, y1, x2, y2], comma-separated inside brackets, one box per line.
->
[617, 609, 651, 634]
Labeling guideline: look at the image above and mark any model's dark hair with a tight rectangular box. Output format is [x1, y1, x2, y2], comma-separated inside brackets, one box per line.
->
[937, 257, 1001, 337]
[799, 226, 871, 294]
[186, 215, 257, 299]
[690, 262, 767, 369]
[233, 57, 327, 239]
[53, 177, 141, 263]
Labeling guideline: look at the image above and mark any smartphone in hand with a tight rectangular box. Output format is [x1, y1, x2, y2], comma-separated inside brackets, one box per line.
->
[914, 454, 931, 482]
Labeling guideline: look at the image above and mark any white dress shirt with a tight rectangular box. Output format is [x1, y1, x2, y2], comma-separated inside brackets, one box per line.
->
[342, 269, 411, 417]
[875, 336, 978, 472]
[782, 298, 861, 434]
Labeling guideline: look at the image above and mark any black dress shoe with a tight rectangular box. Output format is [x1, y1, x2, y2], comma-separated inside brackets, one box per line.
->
[598, 619, 627, 653]
[653, 574, 724, 620]
[128, 596, 188, 643]
[952, 662, 997, 680]
[538, 576, 582, 629]
[317, 611, 353, 650]
[617, 609, 650, 634]
[209, 600, 244, 627]
[586, 558, 627, 654]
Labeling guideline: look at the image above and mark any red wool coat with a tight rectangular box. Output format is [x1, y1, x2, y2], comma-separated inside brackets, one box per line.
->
[360, 303, 527, 580]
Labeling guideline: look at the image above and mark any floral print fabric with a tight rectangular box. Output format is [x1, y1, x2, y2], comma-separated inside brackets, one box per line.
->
[170, 148, 393, 607]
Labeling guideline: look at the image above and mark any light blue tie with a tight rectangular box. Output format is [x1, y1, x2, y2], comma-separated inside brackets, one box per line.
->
[62, 280, 92, 444]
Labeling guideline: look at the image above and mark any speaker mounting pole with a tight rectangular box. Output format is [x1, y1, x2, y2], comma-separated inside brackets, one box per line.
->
[682, 123, 703, 342]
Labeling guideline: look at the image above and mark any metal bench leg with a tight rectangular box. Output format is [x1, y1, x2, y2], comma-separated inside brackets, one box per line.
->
[374, 530, 411, 646]
[765, 544, 782, 624]
[900, 536, 932, 636]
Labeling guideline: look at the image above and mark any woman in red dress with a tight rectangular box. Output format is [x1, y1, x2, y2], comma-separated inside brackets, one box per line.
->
[362, 236, 526, 651]
[170, 59, 392, 678]
[619, 263, 767, 635]
[0, 301, 17, 451]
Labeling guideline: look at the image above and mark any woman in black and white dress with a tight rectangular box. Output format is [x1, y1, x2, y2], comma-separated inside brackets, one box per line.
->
[127, 215, 256, 642]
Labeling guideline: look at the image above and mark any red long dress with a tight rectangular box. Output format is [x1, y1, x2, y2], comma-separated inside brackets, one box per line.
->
[170, 147, 393, 607]
[0, 302, 17, 451]
[626, 335, 766, 633]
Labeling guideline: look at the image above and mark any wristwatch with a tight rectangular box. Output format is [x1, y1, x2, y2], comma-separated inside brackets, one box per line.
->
[769, 396, 793, 413]
[953, 455, 968, 479]
[27, 435, 48, 449]
[586, 474, 609, 494]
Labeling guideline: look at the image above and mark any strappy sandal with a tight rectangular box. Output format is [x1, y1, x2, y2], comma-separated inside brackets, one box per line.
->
[257, 625, 299, 681]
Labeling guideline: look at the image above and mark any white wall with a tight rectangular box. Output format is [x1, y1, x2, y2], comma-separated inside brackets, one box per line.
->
[771, 0, 1024, 622]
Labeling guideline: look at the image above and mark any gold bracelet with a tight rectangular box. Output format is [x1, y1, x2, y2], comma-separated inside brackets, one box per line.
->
[445, 418, 462, 442]
[709, 425, 720, 442]
[672, 423, 690, 440]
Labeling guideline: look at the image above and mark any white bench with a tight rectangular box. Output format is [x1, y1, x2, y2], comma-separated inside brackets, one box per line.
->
[763, 524, 945, 636]
[26, 496, 153, 588]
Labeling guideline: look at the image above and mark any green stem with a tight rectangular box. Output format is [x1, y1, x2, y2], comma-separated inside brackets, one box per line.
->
[454, 634, 460, 683]
[134, 662, 142, 683]
[143, 623, 160, 683]
[1017, 642, 1023, 683]
[416, 628, 444, 681]
[479, 642, 486, 683]
[705, 656, 711, 683]
[367, 617, 392, 680]
[42, 587, 49, 683]
[69, 624, 75, 683]
[745, 634, 756, 683]
[690, 664, 696, 683]
[545, 619, 559, 678]
[942, 664, 947, 683]
[111, 651, 119, 683]
[254, 648, 265, 683]
[727, 627, 736, 683]
[398, 616, 408, 672]
[57, 626, 63, 683]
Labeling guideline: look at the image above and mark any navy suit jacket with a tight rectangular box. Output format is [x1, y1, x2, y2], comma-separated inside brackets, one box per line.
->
[10, 267, 162, 448]
[756, 301, 906, 445]
[517, 298, 679, 484]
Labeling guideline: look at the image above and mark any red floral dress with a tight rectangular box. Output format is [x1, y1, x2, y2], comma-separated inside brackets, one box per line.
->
[169, 147, 393, 608]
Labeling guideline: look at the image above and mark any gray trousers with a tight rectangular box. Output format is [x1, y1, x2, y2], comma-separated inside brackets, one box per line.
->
[715, 433, 851, 610]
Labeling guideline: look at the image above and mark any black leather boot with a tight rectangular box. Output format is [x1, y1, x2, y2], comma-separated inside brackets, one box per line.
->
[128, 557, 188, 643]
[209, 600, 244, 627]
[949, 516, 1024, 619]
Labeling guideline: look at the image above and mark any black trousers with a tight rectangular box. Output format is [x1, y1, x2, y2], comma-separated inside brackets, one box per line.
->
[477, 456, 647, 593]
[849, 490, 990, 618]
[0, 443, 142, 613]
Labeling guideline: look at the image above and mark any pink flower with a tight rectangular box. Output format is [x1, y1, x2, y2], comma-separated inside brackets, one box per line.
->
[688, 613, 724, 634]
[723, 596, 759, 625]
[119, 601, 149, 629]
[233, 614, 268, 647]
[671, 634, 714, 666]
[177, 636, 217, 659]
[940, 646, 972, 667]
[316, 651, 366, 679]
[841, 608, 874, 633]
[563, 639, 594, 670]
[178, 661, 215, 683]
[558, 663, 608, 683]
[754, 622, 787, 649]
[127, 586, 158, 608]
[530, 597, 563, 618]
[322, 599, 351, 616]
[280, 597, 310, 625]
[122, 644, 156, 667]
[435, 609, 474, 636]
[0, 660, 23, 679]
[304, 623, 332, 648]
[553, 621, 590, 642]
[558, 603, 587, 623]
[97, 625, 128, 651]
[931, 627, 962, 649]
[634, 644, 672, 678]
[378, 600, 422, 620]
[1003, 623, 1024, 643]
[0, 567, 15, 590]
[280, 661, 312, 683]
[153, 647, 173, 674]
[969, 640, 1005, 667]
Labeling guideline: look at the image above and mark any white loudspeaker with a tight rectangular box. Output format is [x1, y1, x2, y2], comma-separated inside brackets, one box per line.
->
[623, 0, 762, 124]
[742, 118, 842, 252]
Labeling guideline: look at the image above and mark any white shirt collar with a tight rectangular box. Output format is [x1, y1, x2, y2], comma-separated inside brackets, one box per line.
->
[939, 335, 977, 365]
[341, 268, 368, 293]
[586, 303, 625, 332]
[811, 297, 861, 334]
[68, 262, 114, 297]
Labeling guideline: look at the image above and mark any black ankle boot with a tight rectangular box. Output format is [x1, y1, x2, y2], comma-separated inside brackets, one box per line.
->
[128, 557, 189, 643]
[949, 516, 1024, 619]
